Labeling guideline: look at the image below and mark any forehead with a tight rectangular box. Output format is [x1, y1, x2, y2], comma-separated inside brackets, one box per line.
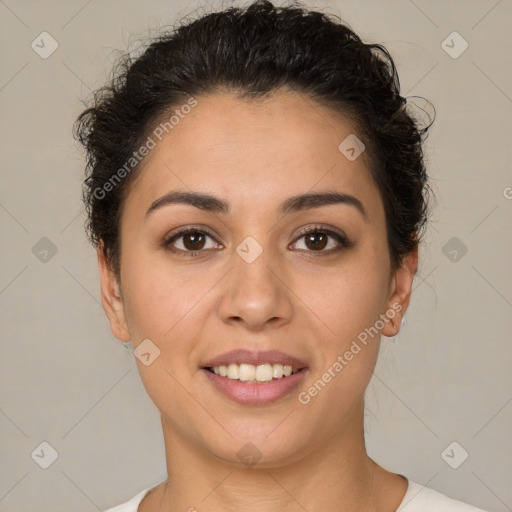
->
[122, 89, 384, 222]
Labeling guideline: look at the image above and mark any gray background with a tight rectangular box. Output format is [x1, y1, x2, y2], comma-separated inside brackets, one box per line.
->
[1, 0, 511, 510]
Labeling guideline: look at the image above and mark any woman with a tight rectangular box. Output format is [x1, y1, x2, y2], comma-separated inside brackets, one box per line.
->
[74, 1, 492, 510]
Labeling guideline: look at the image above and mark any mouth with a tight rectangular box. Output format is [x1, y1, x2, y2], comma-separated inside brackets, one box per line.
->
[203, 363, 303, 383]
[200, 350, 308, 405]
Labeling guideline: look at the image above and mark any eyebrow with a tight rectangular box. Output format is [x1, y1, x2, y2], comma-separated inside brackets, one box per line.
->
[145, 190, 368, 220]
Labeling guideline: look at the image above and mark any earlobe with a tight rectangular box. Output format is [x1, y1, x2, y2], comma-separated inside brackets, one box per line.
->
[97, 241, 131, 343]
[381, 246, 418, 338]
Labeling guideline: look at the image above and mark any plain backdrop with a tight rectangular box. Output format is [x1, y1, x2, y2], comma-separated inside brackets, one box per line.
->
[0, 0, 511, 510]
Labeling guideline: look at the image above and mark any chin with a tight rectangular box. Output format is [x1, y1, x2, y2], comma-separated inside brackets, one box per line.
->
[203, 429, 308, 470]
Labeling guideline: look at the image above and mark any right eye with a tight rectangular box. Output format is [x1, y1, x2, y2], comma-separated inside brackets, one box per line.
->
[163, 227, 223, 257]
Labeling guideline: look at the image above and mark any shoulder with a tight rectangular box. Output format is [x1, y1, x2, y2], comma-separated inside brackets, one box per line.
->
[398, 480, 492, 512]
[103, 487, 150, 512]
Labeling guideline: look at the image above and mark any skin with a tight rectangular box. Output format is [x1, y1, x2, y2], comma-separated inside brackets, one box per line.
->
[98, 88, 417, 511]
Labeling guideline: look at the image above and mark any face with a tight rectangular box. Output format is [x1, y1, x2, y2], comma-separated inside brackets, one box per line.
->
[98, 89, 417, 467]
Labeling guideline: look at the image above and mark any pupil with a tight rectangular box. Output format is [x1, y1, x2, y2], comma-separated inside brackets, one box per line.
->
[306, 233, 327, 250]
[185, 232, 204, 250]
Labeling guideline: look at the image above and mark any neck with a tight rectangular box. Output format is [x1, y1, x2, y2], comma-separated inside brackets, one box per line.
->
[149, 400, 395, 512]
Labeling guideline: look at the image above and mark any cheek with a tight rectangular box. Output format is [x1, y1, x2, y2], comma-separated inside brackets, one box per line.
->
[120, 248, 210, 343]
[121, 221, 390, 349]
[305, 245, 390, 347]
[120, 254, 210, 412]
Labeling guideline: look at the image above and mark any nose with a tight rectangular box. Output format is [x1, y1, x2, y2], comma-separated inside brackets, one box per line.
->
[217, 244, 294, 331]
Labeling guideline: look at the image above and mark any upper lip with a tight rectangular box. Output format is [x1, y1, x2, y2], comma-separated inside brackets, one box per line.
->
[202, 349, 308, 369]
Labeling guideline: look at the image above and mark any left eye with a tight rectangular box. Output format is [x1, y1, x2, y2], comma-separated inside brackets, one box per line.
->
[290, 228, 350, 253]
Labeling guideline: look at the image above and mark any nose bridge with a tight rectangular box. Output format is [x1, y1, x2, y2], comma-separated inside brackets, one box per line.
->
[217, 232, 293, 329]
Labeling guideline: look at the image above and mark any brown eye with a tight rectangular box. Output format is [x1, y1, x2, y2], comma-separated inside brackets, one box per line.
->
[304, 232, 328, 251]
[291, 226, 352, 254]
[182, 232, 206, 250]
[163, 225, 352, 258]
[164, 228, 220, 256]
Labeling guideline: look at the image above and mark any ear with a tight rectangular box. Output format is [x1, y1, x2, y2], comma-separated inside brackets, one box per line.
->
[381, 245, 418, 337]
[97, 241, 131, 342]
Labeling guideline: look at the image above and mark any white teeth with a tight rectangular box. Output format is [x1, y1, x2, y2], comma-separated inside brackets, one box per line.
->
[272, 364, 284, 379]
[255, 363, 273, 381]
[239, 363, 256, 381]
[227, 363, 239, 379]
[209, 363, 299, 382]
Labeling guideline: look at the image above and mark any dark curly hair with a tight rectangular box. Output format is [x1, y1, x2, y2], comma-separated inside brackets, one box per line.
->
[74, 0, 435, 283]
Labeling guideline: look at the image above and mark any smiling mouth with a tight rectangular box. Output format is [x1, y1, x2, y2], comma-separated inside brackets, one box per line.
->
[203, 363, 303, 383]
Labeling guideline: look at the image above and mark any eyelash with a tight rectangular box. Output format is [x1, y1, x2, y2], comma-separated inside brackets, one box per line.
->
[162, 224, 353, 258]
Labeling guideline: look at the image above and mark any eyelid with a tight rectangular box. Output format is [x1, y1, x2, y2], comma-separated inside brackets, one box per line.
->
[289, 224, 353, 252]
[163, 223, 352, 256]
[164, 224, 220, 241]
[163, 225, 222, 253]
[292, 224, 351, 244]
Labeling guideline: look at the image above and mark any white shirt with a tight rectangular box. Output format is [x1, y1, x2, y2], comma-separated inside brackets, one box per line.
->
[103, 477, 491, 511]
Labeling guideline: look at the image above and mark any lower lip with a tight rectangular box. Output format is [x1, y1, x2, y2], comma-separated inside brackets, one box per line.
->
[201, 368, 308, 405]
